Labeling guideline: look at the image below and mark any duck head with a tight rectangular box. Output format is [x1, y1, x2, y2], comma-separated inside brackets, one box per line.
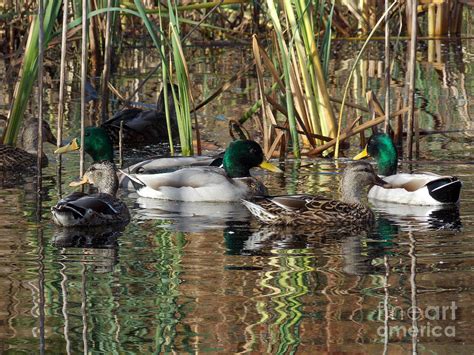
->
[55, 126, 114, 162]
[18, 117, 57, 155]
[70, 160, 118, 195]
[353, 133, 398, 176]
[340, 161, 391, 204]
[223, 140, 282, 178]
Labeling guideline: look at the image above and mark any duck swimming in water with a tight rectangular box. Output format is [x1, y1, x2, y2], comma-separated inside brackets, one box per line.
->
[353, 133, 462, 205]
[55, 83, 179, 154]
[122, 140, 282, 202]
[0, 117, 56, 171]
[242, 161, 391, 226]
[51, 161, 130, 227]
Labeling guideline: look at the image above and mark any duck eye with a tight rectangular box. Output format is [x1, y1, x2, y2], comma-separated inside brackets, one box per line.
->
[85, 131, 90, 137]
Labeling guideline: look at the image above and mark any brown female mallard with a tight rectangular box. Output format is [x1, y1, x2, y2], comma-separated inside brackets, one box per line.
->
[241, 161, 391, 226]
[0, 117, 56, 171]
[51, 161, 130, 227]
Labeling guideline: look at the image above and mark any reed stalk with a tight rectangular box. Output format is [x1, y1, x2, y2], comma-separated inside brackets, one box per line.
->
[37, 0, 44, 203]
[334, 1, 398, 158]
[58, 0, 69, 150]
[158, 5, 174, 155]
[265, 0, 299, 157]
[406, 0, 417, 160]
[56, 0, 69, 197]
[384, 0, 391, 133]
[80, 0, 88, 177]
[168, 0, 194, 155]
[100, 0, 114, 122]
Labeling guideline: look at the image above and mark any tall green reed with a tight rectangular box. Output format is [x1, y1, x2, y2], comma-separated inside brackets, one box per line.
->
[3, 1, 62, 145]
[254, 0, 337, 158]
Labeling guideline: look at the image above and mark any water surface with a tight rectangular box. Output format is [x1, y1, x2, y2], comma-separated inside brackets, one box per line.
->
[0, 36, 474, 354]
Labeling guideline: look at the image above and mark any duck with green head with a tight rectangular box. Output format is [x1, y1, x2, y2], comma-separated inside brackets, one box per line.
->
[55, 125, 223, 188]
[353, 133, 462, 205]
[242, 161, 391, 226]
[55, 126, 114, 161]
[55, 83, 178, 159]
[122, 139, 282, 202]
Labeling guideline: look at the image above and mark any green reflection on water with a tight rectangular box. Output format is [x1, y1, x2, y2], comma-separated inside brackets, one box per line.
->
[245, 252, 314, 354]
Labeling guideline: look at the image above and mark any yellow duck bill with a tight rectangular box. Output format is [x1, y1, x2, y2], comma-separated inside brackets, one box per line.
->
[259, 161, 283, 173]
[353, 145, 369, 160]
[54, 138, 80, 154]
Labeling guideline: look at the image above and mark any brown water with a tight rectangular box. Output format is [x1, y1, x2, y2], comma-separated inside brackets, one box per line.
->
[1, 37, 474, 353]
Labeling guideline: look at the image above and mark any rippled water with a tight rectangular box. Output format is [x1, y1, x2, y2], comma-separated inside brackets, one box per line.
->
[1, 37, 474, 353]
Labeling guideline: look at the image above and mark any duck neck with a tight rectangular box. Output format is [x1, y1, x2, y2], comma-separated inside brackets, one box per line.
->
[223, 160, 250, 178]
[373, 138, 398, 176]
[100, 184, 117, 196]
[97, 173, 118, 196]
[340, 177, 366, 205]
[377, 154, 397, 176]
[89, 146, 114, 162]
[19, 123, 42, 156]
[340, 187, 365, 205]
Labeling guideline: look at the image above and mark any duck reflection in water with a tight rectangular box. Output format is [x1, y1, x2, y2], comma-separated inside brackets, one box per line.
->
[52, 225, 124, 273]
[223, 221, 400, 276]
[372, 200, 462, 232]
[134, 197, 251, 232]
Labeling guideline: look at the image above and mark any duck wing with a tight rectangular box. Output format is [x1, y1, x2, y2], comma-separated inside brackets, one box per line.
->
[127, 167, 230, 189]
[0, 145, 37, 171]
[243, 195, 374, 226]
[102, 109, 178, 145]
[102, 107, 144, 128]
[52, 192, 130, 226]
[383, 173, 457, 191]
[125, 155, 221, 174]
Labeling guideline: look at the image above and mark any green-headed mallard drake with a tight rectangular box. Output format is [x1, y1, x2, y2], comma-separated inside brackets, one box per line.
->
[0, 117, 56, 171]
[122, 140, 282, 202]
[353, 133, 462, 205]
[242, 161, 390, 226]
[54, 125, 223, 189]
[51, 161, 130, 227]
[55, 84, 178, 153]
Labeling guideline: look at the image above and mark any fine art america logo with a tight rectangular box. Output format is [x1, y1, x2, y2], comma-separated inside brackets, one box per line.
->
[376, 301, 457, 338]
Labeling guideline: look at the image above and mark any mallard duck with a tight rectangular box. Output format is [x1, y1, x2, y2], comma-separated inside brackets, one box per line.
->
[51, 161, 130, 227]
[122, 140, 282, 202]
[0, 117, 56, 171]
[241, 161, 391, 226]
[55, 84, 178, 156]
[353, 133, 462, 205]
[54, 125, 223, 189]
[55, 126, 114, 162]
[55, 125, 222, 166]
[101, 83, 179, 145]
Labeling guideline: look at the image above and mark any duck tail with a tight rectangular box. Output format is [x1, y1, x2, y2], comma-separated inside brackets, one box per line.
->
[118, 169, 146, 191]
[241, 199, 278, 224]
[427, 177, 462, 204]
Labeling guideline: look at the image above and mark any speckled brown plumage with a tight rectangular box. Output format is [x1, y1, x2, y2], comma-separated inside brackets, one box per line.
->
[243, 195, 375, 226]
[0, 145, 37, 171]
[0, 118, 55, 171]
[242, 162, 390, 226]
